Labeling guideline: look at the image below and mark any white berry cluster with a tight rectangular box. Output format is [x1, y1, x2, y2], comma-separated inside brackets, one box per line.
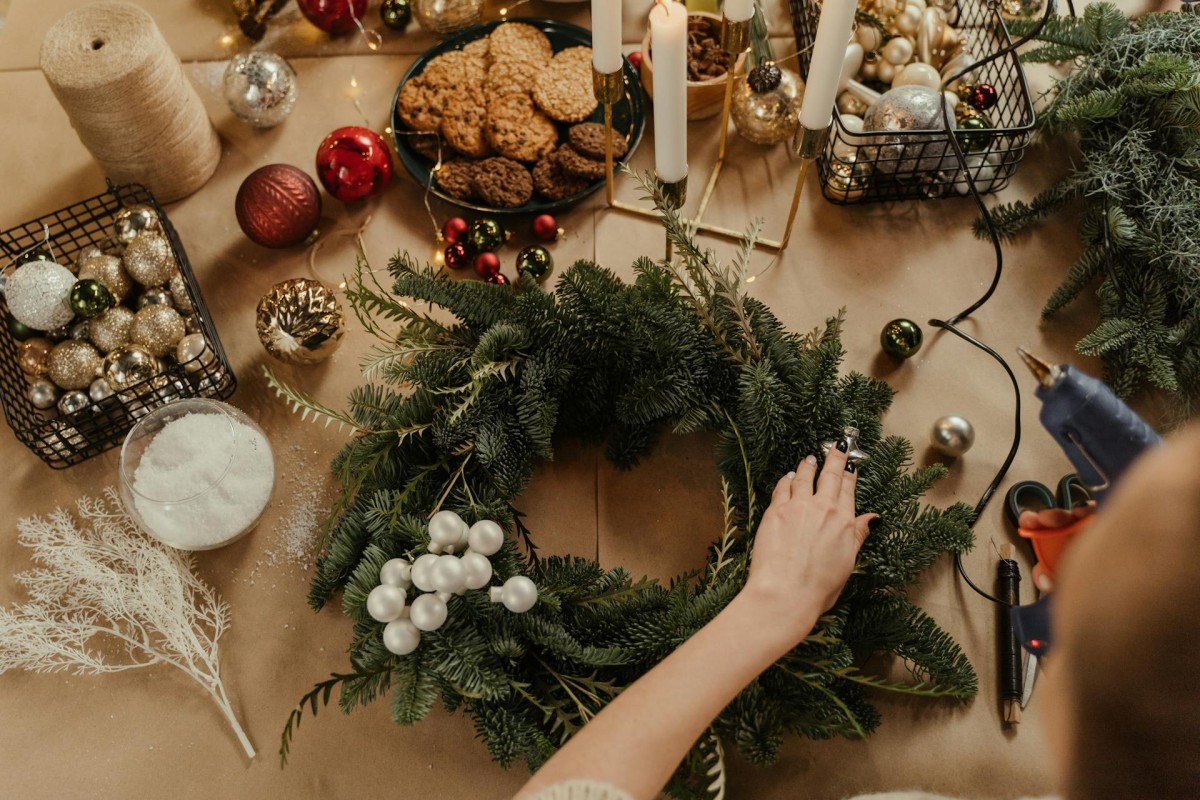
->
[367, 510, 539, 656]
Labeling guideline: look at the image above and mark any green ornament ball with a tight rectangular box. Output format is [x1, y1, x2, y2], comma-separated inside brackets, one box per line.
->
[469, 218, 506, 253]
[15, 248, 53, 267]
[6, 313, 38, 341]
[515, 245, 553, 282]
[956, 114, 992, 152]
[69, 279, 115, 320]
[880, 318, 923, 359]
[380, 0, 412, 30]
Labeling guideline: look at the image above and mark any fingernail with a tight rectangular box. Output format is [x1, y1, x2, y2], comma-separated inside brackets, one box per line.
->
[836, 441, 848, 453]
[867, 517, 882, 531]
[844, 461, 856, 473]
[805, 455, 817, 466]
[786, 471, 796, 479]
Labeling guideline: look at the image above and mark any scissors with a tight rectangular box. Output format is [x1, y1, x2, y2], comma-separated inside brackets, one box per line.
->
[1004, 474, 1094, 706]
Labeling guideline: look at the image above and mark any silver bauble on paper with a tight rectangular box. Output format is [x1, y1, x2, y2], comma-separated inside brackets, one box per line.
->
[731, 67, 805, 146]
[255, 278, 345, 365]
[862, 85, 956, 175]
[223, 51, 298, 129]
[930, 415, 975, 457]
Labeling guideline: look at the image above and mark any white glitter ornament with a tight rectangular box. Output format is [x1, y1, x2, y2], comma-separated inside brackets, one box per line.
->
[467, 520, 504, 557]
[379, 558, 413, 588]
[461, 551, 493, 590]
[489, 575, 538, 613]
[409, 593, 448, 632]
[5, 261, 76, 330]
[366, 584, 408, 622]
[382, 618, 421, 656]
[430, 554, 467, 594]
[223, 52, 298, 128]
[410, 552, 441, 592]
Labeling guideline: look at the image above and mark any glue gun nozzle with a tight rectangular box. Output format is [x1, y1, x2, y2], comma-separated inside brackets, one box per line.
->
[1017, 347, 1056, 388]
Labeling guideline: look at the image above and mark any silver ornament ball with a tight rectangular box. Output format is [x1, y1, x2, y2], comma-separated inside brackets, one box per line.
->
[409, 593, 448, 632]
[430, 555, 468, 594]
[27, 378, 59, 410]
[113, 205, 160, 245]
[382, 618, 421, 656]
[176, 333, 214, 373]
[138, 287, 174, 309]
[88, 377, 115, 403]
[930, 414, 975, 457]
[863, 85, 957, 175]
[223, 51, 299, 129]
[102, 345, 161, 392]
[489, 575, 538, 613]
[57, 389, 91, 416]
[428, 509, 466, 550]
[461, 551, 493, 590]
[379, 558, 413, 588]
[5, 261, 77, 330]
[410, 552, 441, 592]
[366, 584, 408, 623]
[467, 519, 504, 557]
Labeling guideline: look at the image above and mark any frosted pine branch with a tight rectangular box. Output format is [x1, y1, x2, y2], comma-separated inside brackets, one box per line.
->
[0, 490, 255, 758]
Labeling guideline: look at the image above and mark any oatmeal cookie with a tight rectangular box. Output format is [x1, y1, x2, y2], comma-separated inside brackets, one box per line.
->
[533, 46, 598, 122]
[488, 22, 552, 66]
[441, 89, 492, 158]
[485, 93, 557, 162]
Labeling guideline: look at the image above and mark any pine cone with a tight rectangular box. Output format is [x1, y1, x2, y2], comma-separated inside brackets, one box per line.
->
[747, 63, 782, 93]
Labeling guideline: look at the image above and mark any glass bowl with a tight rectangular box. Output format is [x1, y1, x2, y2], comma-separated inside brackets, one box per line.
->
[118, 398, 275, 551]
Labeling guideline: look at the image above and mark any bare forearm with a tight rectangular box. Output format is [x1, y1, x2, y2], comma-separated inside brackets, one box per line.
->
[518, 589, 819, 799]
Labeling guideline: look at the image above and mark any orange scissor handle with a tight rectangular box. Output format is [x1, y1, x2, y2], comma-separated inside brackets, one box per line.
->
[1017, 513, 1096, 581]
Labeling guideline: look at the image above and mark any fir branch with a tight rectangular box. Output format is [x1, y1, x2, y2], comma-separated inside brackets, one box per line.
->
[262, 365, 366, 433]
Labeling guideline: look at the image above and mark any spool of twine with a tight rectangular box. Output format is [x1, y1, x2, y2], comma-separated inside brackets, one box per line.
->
[40, 2, 220, 204]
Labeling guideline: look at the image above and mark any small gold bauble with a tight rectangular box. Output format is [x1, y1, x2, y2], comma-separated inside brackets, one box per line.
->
[102, 345, 161, 392]
[130, 305, 185, 357]
[824, 155, 874, 202]
[18, 337, 54, 377]
[176, 333, 215, 374]
[113, 205, 160, 244]
[78, 254, 132, 301]
[47, 339, 102, 390]
[89, 306, 137, 353]
[123, 232, 175, 286]
[256, 278, 345, 365]
[732, 67, 805, 146]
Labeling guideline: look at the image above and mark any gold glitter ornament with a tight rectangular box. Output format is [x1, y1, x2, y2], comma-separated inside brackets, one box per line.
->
[731, 66, 805, 146]
[113, 205, 161, 244]
[78, 254, 133, 302]
[47, 339, 102, 390]
[74, 245, 105, 271]
[18, 337, 54, 376]
[130, 305, 185, 357]
[102, 345, 161, 392]
[89, 306, 137, 353]
[123, 232, 175, 286]
[168, 272, 195, 314]
[256, 278, 345, 365]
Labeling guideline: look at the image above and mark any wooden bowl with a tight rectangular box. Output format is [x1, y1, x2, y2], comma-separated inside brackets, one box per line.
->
[639, 11, 744, 121]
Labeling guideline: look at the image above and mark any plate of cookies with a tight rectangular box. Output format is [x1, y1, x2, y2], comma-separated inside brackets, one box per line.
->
[391, 19, 645, 215]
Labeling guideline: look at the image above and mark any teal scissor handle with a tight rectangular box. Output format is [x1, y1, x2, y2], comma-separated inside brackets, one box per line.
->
[1056, 473, 1092, 511]
[1004, 480, 1057, 529]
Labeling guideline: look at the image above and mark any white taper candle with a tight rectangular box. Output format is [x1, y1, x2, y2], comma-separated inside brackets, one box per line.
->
[798, 0, 858, 131]
[591, 0, 623, 74]
[724, 0, 755, 23]
[650, 0, 688, 183]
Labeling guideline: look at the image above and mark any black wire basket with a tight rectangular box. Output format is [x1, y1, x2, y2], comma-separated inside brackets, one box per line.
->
[789, 0, 1036, 204]
[0, 182, 237, 469]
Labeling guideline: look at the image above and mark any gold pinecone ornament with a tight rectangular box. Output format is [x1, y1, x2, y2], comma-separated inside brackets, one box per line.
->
[255, 278, 345, 365]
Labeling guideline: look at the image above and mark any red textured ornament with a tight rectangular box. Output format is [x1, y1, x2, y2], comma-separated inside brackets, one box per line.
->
[235, 164, 322, 248]
[628, 51, 643, 69]
[532, 214, 559, 242]
[316, 126, 393, 203]
[442, 217, 470, 245]
[297, 0, 368, 35]
[474, 251, 501, 280]
[445, 242, 472, 270]
[969, 83, 998, 111]
[487, 273, 510, 286]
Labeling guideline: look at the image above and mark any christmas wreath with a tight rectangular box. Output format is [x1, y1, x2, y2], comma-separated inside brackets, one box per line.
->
[274, 175, 977, 797]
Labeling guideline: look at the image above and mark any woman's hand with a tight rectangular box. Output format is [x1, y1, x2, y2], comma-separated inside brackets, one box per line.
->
[740, 444, 878, 648]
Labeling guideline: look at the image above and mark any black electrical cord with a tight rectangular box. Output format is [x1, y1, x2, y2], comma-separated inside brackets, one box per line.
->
[926, 0, 1071, 607]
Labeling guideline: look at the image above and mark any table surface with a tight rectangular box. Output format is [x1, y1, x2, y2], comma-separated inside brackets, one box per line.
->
[0, 1, 1150, 798]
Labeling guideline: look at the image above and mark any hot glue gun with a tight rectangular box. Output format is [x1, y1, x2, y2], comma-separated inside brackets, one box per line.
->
[1010, 348, 1161, 656]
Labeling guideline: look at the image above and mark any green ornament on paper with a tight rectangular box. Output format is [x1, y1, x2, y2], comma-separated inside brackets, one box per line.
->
[515, 245, 553, 282]
[380, 0, 412, 30]
[956, 114, 992, 152]
[69, 279, 115, 320]
[468, 218, 505, 253]
[881, 318, 923, 359]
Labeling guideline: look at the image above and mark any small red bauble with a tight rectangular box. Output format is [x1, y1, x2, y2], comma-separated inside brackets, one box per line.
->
[445, 242, 472, 270]
[531, 214, 559, 242]
[316, 126, 393, 203]
[969, 83, 998, 111]
[442, 217, 470, 245]
[235, 164, 322, 248]
[628, 51, 643, 69]
[297, 0, 368, 35]
[487, 273, 510, 286]
[474, 251, 501, 280]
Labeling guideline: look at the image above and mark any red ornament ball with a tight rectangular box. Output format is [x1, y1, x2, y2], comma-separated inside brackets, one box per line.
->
[445, 242, 472, 270]
[969, 83, 998, 111]
[297, 0, 368, 35]
[531, 214, 559, 242]
[628, 51, 643, 69]
[442, 217, 470, 245]
[474, 251, 501, 280]
[315, 126, 393, 203]
[487, 273, 510, 286]
[235, 164, 322, 248]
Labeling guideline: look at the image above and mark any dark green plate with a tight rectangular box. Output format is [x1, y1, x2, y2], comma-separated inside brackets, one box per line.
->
[389, 18, 645, 216]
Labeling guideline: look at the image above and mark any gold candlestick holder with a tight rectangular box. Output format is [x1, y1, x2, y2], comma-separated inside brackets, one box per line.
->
[594, 15, 820, 256]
